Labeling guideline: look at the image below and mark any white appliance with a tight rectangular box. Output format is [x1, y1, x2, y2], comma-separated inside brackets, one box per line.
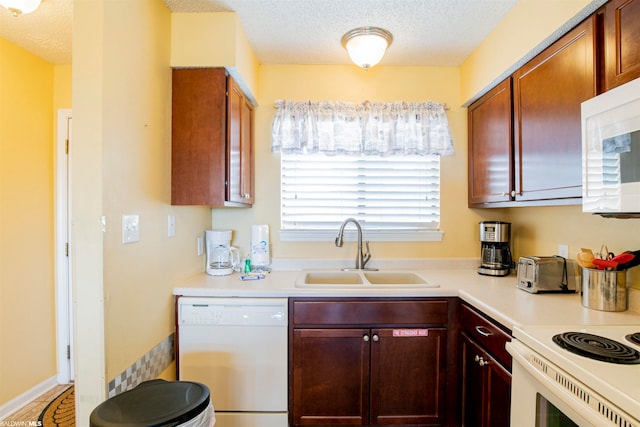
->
[177, 297, 288, 427]
[582, 77, 640, 217]
[506, 324, 640, 426]
[205, 230, 240, 276]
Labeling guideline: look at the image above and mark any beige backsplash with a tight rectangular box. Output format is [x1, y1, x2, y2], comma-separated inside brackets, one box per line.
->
[504, 204, 640, 290]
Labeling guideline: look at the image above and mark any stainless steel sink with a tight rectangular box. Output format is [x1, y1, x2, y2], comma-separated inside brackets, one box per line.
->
[295, 270, 438, 288]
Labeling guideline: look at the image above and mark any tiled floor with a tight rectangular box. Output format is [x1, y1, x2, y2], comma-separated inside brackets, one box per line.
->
[3, 385, 71, 423]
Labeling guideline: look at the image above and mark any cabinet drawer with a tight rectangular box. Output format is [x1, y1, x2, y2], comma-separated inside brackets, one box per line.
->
[292, 299, 448, 326]
[460, 304, 511, 369]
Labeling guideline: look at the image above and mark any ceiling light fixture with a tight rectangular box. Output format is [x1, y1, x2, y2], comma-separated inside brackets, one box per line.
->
[0, 0, 42, 16]
[341, 26, 393, 70]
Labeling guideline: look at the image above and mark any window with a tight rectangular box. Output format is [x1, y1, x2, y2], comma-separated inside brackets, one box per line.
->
[272, 99, 454, 241]
[280, 153, 442, 241]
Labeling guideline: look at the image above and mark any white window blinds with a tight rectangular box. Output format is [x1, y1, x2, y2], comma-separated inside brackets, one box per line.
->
[281, 153, 440, 232]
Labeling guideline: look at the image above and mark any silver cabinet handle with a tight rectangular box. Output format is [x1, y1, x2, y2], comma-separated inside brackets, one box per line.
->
[474, 354, 490, 367]
[363, 334, 370, 342]
[475, 326, 492, 337]
[372, 334, 379, 342]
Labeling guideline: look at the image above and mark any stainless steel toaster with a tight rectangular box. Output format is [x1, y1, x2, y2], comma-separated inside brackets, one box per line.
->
[516, 256, 577, 293]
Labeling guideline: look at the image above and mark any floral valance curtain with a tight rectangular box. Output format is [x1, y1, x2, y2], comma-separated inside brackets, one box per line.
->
[271, 100, 455, 156]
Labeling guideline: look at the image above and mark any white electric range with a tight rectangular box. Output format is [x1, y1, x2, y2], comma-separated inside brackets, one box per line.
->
[507, 324, 640, 426]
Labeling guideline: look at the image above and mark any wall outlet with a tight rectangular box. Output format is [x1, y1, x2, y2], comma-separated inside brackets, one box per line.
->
[122, 214, 140, 244]
[558, 244, 569, 258]
[197, 236, 204, 256]
[168, 215, 176, 237]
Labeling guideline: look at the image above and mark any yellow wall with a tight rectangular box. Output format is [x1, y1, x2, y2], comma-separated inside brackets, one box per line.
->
[460, 0, 640, 288]
[171, 12, 259, 103]
[460, 0, 592, 104]
[212, 64, 507, 259]
[72, 0, 212, 420]
[0, 37, 56, 406]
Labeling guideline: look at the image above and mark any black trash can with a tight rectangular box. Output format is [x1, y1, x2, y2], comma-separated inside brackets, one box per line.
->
[90, 379, 214, 427]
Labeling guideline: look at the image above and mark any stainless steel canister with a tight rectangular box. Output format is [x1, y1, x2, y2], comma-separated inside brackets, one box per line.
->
[580, 267, 628, 312]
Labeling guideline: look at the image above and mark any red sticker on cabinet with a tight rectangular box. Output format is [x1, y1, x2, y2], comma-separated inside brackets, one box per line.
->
[393, 329, 429, 337]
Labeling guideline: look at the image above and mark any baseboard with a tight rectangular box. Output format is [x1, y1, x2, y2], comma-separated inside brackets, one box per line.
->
[0, 376, 59, 420]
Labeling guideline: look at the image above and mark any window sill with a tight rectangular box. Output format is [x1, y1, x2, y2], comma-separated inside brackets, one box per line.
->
[279, 229, 444, 242]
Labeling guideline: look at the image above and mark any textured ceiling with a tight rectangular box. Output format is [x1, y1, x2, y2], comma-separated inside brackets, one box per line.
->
[0, 0, 72, 64]
[0, 0, 518, 66]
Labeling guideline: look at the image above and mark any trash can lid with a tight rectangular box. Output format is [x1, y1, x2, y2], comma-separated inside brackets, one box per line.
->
[89, 380, 210, 427]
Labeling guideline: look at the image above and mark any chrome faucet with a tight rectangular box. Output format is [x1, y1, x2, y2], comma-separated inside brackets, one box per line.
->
[335, 218, 375, 270]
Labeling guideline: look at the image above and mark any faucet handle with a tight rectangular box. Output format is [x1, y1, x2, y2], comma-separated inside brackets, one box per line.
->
[363, 241, 372, 266]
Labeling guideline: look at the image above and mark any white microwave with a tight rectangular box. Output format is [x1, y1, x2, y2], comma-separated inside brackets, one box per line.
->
[581, 77, 640, 217]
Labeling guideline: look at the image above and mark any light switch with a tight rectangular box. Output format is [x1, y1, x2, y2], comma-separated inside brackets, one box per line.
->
[122, 214, 140, 244]
[197, 236, 203, 256]
[168, 215, 176, 237]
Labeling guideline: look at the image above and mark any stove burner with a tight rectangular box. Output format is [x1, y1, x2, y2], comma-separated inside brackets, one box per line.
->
[626, 332, 640, 346]
[552, 332, 640, 364]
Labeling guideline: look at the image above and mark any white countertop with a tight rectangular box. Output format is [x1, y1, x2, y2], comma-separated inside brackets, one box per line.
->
[173, 259, 640, 331]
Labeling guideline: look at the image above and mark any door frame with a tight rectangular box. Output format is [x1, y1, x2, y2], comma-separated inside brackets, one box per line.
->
[55, 109, 74, 383]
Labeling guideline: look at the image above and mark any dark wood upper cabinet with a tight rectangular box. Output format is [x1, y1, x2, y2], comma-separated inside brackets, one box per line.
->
[467, 78, 514, 206]
[468, 17, 597, 208]
[512, 16, 597, 202]
[171, 68, 254, 207]
[604, 0, 640, 90]
[226, 78, 254, 205]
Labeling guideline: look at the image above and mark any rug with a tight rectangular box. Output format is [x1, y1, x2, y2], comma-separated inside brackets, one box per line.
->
[38, 386, 75, 427]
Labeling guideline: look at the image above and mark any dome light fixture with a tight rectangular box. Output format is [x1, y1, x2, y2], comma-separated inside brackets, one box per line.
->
[341, 26, 393, 70]
[0, 0, 42, 16]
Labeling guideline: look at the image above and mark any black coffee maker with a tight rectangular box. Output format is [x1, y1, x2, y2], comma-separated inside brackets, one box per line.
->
[478, 221, 513, 276]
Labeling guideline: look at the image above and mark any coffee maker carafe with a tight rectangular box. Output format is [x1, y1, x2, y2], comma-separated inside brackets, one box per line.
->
[205, 230, 240, 276]
[478, 221, 513, 277]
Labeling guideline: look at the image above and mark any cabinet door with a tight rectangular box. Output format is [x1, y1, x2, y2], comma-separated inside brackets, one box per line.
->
[292, 328, 370, 426]
[171, 68, 227, 206]
[370, 328, 447, 425]
[485, 351, 511, 427]
[461, 335, 511, 427]
[226, 77, 254, 205]
[468, 78, 514, 206]
[604, 0, 640, 90]
[461, 336, 485, 427]
[240, 97, 254, 204]
[513, 17, 596, 202]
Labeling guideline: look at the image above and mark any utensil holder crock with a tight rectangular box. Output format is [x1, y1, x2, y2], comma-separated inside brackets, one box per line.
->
[580, 267, 628, 312]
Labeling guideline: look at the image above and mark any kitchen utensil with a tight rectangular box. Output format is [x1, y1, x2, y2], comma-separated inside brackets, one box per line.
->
[616, 250, 640, 270]
[576, 248, 595, 269]
[592, 253, 634, 270]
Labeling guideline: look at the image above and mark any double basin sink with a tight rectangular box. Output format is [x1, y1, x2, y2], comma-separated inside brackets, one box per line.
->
[295, 270, 438, 289]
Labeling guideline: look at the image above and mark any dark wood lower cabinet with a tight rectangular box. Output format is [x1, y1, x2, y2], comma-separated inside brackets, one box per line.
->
[459, 303, 512, 427]
[292, 327, 447, 426]
[290, 298, 454, 426]
[460, 334, 511, 427]
[371, 328, 447, 425]
[292, 328, 370, 425]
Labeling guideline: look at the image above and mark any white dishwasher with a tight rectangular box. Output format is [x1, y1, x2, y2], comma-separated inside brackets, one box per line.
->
[177, 297, 288, 427]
